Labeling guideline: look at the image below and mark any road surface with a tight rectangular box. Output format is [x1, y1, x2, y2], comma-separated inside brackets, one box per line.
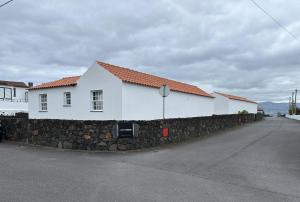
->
[1, 117, 300, 202]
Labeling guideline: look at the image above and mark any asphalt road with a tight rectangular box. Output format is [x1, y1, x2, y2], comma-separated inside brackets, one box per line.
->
[1, 117, 300, 202]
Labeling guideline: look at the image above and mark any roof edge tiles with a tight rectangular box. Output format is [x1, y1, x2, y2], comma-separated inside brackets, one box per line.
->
[97, 61, 214, 98]
[214, 92, 256, 104]
[29, 76, 80, 90]
[29, 61, 214, 99]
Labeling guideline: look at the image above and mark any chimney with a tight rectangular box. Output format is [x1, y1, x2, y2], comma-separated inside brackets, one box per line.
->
[28, 82, 33, 88]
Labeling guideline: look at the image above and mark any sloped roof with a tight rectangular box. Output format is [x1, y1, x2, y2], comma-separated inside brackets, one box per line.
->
[215, 92, 256, 104]
[30, 76, 80, 90]
[97, 61, 213, 98]
[29, 61, 213, 98]
[0, 80, 28, 88]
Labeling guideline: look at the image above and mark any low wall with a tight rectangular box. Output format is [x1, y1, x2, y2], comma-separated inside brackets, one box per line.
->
[0, 101, 28, 116]
[0, 114, 263, 151]
[286, 115, 300, 121]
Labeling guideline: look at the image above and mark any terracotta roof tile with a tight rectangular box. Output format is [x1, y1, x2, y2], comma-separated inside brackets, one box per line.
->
[30, 76, 80, 90]
[215, 92, 256, 104]
[29, 62, 213, 98]
[97, 61, 213, 98]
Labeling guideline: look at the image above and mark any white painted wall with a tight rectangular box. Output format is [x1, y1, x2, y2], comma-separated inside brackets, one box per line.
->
[29, 62, 123, 120]
[286, 115, 300, 121]
[0, 101, 28, 115]
[211, 93, 257, 114]
[211, 93, 229, 115]
[29, 86, 76, 119]
[0, 85, 28, 115]
[228, 99, 257, 114]
[122, 83, 215, 120]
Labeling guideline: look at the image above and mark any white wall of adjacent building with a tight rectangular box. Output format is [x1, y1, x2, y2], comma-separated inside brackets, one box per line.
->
[0, 102, 28, 115]
[122, 83, 214, 120]
[0, 85, 28, 115]
[228, 99, 257, 114]
[212, 93, 257, 115]
[212, 93, 229, 115]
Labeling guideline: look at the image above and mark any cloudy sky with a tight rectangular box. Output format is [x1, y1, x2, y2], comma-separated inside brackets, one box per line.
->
[1, 0, 300, 102]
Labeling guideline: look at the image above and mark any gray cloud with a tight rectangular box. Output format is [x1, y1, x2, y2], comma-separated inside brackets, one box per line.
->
[1, 0, 300, 102]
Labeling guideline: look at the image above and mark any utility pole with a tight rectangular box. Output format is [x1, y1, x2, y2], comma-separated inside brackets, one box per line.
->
[289, 97, 292, 114]
[295, 89, 298, 115]
[292, 92, 295, 115]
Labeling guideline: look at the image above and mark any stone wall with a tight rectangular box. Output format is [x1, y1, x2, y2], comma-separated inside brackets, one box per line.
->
[0, 114, 263, 151]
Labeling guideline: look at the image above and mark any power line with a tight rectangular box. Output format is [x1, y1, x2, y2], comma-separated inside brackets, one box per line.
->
[0, 0, 13, 8]
[249, 0, 299, 42]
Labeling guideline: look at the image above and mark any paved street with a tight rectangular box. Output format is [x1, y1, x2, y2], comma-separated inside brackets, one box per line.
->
[1, 117, 300, 202]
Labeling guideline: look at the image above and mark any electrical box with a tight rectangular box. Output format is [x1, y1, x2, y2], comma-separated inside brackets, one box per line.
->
[162, 128, 169, 137]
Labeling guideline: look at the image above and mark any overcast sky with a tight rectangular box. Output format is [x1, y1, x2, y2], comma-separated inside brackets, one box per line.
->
[1, 0, 300, 102]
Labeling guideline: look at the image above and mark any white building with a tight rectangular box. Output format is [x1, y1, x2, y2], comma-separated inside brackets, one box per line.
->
[0, 80, 30, 115]
[211, 92, 257, 115]
[29, 61, 215, 120]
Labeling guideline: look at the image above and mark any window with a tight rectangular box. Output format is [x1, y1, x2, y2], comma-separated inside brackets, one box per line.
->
[25, 92, 28, 102]
[90, 90, 103, 111]
[0, 88, 12, 100]
[13, 88, 16, 97]
[64, 92, 71, 106]
[5, 88, 12, 100]
[0, 88, 4, 100]
[39, 94, 47, 111]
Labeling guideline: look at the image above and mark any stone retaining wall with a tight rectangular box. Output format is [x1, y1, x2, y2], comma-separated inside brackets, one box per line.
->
[0, 114, 263, 151]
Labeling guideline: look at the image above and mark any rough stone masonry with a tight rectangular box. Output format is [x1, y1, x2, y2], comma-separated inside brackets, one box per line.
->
[0, 114, 263, 151]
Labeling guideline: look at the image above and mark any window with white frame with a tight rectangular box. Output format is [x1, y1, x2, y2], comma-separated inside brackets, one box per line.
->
[90, 90, 103, 111]
[5, 88, 12, 100]
[0, 88, 13, 100]
[64, 92, 71, 106]
[39, 94, 47, 111]
[0, 88, 4, 100]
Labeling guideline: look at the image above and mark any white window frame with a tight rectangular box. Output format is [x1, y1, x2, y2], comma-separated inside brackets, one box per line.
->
[39, 94, 47, 112]
[0, 88, 12, 100]
[63, 92, 71, 107]
[0, 87, 4, 100]
[4, 88, 12, 100]
[90, 90, 103, 112]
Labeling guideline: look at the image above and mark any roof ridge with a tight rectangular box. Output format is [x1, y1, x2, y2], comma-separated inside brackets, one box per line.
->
[0, 79, 25, 83]
[61, 75, 81, 79]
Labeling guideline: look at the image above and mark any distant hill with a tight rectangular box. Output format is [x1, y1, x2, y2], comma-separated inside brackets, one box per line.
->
[258, 102, 289, 115]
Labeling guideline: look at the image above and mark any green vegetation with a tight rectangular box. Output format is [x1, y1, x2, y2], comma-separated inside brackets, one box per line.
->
[289, 108, 300, 115]
[238, 110, 249, 114]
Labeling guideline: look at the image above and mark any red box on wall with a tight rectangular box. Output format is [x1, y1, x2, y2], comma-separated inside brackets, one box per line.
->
[162, 128, 169, 137]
